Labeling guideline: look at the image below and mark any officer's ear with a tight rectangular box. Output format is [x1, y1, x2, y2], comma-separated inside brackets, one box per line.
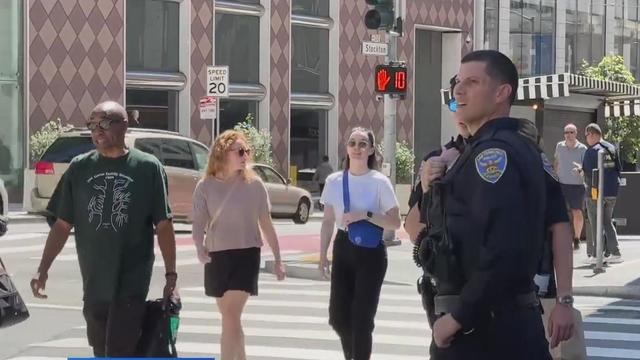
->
[495, 83, 513, 104]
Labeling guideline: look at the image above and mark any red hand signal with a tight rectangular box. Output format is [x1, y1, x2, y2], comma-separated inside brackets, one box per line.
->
[377, 69, 391, 91]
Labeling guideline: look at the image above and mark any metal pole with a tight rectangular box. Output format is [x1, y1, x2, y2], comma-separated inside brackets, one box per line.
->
[383, 0, 401, 244]
[594, 149, 606, 273]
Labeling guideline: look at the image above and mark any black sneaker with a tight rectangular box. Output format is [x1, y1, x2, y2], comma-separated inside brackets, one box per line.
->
[573, 238, 580, 250]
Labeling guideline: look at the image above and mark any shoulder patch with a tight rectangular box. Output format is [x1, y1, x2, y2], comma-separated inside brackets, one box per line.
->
[541, 153, 559, 181]
[475, 148, 508, 184]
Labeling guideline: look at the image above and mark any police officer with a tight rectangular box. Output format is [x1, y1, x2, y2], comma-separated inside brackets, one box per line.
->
[427, 50, 551, 359]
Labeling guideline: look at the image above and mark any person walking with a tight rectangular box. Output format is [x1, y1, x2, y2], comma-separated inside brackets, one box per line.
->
[318, 127, 401, 360]
[581, 123, 623, 264]
[30, 101, 177, 357]
[554, 124, 588, 250]
[192, 129, 286, 360]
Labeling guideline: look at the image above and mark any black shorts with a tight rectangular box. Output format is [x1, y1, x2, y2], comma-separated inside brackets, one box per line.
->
[560, 184, 585, 210]
[204, 247, 261, 297]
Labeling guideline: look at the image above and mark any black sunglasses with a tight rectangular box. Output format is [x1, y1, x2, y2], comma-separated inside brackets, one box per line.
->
[235, 148, 251, 157]
[86, 118, 123, 131]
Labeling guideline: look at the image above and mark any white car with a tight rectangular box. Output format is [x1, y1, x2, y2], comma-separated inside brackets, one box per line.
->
[0, 178, 8, 216]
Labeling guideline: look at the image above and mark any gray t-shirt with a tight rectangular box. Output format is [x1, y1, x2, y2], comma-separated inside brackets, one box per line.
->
[554, 141, 587, 185]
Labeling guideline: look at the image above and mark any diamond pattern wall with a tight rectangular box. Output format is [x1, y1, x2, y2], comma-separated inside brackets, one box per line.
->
[338, 0, 474, 154]
[28, 0, 125, 134]
[270, 0, 291, 175]
[190, 0, 214, 145]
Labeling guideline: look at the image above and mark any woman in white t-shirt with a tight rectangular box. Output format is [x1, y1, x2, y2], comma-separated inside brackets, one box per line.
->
[192, 130, 286, 360]
[319, 127, 401, 360]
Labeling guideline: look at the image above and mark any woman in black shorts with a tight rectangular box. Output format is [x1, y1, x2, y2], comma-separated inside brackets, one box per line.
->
[192, 130, 286, 359]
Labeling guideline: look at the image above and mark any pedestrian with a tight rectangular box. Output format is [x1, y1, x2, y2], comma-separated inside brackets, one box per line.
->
[554, 124, 588, 250]
[313, 155, 334, 195]
[30, 101, 177, 357]
[580, 123, 623, 263]
[191, 129, 286, 360]
[318, 127, 401, 360]
[429, 50, 552, 359]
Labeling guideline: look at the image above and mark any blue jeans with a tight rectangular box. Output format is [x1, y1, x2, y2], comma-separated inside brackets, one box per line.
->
[585, 197, 620, 257]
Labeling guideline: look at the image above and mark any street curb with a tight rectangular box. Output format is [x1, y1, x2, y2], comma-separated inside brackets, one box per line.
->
[8, 213, 45, 225]
[573, 286, 640, 300]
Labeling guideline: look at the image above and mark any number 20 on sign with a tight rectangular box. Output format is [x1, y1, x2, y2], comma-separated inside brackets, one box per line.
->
[374, 65, 407, 95]
[207, 66, 229, 98]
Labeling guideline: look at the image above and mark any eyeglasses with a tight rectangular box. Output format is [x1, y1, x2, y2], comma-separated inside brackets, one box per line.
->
[234, 148, 251, 157]
[564, 131, 575, 134]
[86, 118, 123, 131]
[347, 140, 370, 149]
[447, 99, 458, 113]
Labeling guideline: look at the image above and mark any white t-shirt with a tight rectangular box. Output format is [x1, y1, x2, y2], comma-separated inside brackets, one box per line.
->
[320, 170, 399, 229]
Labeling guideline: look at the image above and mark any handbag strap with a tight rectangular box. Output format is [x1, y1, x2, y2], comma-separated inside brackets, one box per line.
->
[342, 170, 350, 213]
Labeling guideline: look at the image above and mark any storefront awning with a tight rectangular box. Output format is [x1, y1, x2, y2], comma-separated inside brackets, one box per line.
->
[440, 73, 640, 117]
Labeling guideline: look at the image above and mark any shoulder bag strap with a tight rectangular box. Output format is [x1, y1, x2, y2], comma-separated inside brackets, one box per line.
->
[342, 170, 350, 213]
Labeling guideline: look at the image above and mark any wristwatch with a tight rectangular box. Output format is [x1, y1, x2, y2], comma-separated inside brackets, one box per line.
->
[558, 294, 574, 306]
[366, 211, 373, 219]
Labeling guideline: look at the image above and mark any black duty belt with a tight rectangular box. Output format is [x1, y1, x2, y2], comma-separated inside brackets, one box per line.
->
[433, 291, 539, 315]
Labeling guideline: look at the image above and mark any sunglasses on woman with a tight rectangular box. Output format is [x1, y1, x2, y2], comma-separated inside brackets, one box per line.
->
[347, 140, 370, 149]
[235, 148, 251, 157]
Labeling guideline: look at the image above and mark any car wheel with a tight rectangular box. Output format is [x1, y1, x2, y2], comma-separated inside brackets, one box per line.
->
[293, 198, 310, 224]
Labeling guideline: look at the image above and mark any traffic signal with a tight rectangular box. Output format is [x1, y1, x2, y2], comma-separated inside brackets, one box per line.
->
[364, 0, 395, 30]
[374, 64, 407, 94]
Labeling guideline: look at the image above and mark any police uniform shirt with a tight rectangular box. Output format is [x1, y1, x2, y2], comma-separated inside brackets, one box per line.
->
[442, 117, 548, 331]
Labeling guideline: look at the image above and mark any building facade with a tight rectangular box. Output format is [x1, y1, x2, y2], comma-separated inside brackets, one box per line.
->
[2, 0, 474, 202]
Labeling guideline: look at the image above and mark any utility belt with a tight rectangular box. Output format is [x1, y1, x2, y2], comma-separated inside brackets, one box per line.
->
[433, 291, 539, 316]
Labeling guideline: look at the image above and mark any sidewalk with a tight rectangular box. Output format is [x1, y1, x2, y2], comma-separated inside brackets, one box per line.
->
[272, 234, 640, 299]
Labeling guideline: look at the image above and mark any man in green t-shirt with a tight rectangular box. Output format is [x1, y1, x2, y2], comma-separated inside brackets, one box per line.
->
[30, 101, 177, 357]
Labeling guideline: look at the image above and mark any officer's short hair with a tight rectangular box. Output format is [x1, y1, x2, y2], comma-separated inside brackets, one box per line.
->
[586, 123, 602, 136]
[461, 50, 519, 105]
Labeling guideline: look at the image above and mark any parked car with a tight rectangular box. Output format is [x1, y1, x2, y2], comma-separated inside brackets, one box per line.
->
[31, 128, 312, 224]
[0, 178, 8, 217]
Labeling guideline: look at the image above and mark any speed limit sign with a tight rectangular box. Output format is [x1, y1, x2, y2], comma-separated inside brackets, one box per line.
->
[206, 66, 229, 98]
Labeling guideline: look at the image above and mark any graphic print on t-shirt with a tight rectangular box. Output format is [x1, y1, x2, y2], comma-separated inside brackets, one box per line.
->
[86, 172, 133, 231]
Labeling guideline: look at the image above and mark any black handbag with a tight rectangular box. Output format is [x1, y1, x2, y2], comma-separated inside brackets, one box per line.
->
[0, 257, 30, 328]
[136, 296, 181, 358]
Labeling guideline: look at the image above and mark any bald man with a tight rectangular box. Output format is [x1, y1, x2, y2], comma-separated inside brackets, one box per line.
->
[31, 101, 177, 357]
[554, 123, 587, 250]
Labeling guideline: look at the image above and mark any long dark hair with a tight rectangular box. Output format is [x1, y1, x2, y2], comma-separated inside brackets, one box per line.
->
[344, 127, 379, 170]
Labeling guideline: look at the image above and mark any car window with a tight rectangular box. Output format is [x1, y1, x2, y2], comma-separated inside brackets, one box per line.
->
[41, 136, 95, 162]
[135, 138, 163, 162]
[260, 166, 285, 185]
[190, 143, 209, 172]
[162, 139, 195, 170]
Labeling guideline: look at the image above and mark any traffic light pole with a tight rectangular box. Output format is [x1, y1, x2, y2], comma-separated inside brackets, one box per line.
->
[382, 0, 402, 244]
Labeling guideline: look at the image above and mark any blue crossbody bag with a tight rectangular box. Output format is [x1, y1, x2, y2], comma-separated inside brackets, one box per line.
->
[342, 170, 383, 248]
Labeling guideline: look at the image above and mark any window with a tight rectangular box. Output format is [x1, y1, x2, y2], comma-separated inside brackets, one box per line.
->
[292, 0, 329, 17]
[190, 143, 209, 172]
[257, 166, 285, 184]
[615, 0, 625, 56]
[219, 100, 258, 133]
[590, 0, 605, 64]
[290, 109, 327, 170]
[126, 0, 179, 72]
[126, 89, 179, 131]
[484, 0, 500, 50]
[135, 138, 163, 162]
[509, 0, 555, 76]
[215, 13, 259, 83]
[41, 137, 95, 163]
[162, 139, 195, 169]
[292, 26, 329, 93]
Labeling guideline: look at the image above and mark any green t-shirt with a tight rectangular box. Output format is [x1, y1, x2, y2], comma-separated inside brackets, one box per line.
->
[47, 148, 172, 303]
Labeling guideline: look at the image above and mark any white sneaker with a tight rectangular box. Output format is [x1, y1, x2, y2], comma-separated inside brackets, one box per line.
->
[606, 254, 624, 263]
[583, 256, 596, 265]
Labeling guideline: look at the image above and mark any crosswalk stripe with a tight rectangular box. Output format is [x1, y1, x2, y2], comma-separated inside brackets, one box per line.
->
[584, 317, 640, 326]
[29, 338, 428, 360]
[181, 287, 418, 300]
[178, 325, 430, 346]
[0, 233, 45, 242]
[585, 330, 640, 341]
[179, 310, 427, 330]
[587, 346, 640, 359]
[0, 243, 74, 254]
[577, 305, 640, 312]
[179, 296, 424, 314]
